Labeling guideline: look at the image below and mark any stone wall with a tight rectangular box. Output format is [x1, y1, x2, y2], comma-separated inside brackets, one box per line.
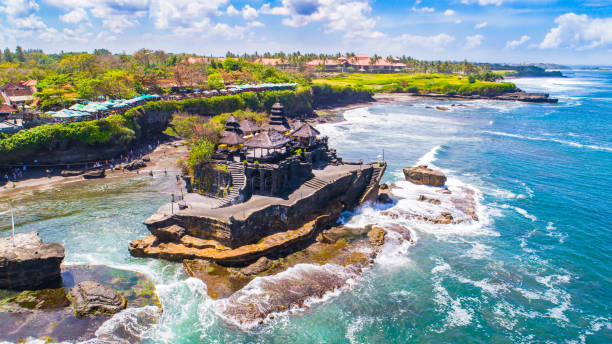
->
[146, 166, 374, 248]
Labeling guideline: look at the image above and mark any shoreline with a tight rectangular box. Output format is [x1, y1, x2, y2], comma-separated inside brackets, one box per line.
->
[0, 140, 188, 198]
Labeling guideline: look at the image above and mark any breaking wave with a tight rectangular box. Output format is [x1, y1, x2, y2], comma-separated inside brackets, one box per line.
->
[482, 131, 612, 152]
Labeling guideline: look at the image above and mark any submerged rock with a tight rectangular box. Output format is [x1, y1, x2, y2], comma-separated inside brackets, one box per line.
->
[3, 288, 69, 310]
[0, 231, 64, 290]
[403, 165, 447, 187]
[0, 265, 161, 343]
[68, 281, 127, 317]
[418, 194, 441, 205]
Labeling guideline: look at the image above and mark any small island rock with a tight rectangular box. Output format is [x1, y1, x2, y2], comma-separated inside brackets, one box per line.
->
[68, 281, 127, 317]
[0, 232, 64, 290]
[403, 165, 447, 187]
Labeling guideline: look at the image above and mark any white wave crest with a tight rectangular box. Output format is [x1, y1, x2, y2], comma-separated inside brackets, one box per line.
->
[483, 131, 612, 152]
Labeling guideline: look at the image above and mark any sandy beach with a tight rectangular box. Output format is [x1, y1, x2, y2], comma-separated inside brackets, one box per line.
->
[0, 140, 189, 197]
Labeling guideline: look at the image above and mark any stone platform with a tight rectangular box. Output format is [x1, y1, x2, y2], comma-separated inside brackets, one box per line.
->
[0, 232, 65, 290]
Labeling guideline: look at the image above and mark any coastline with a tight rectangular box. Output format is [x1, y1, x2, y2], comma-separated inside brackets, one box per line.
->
[0, 140, 188, 198]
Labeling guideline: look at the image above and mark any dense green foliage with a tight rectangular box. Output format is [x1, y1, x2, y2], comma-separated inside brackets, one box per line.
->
[313, 73, 516, 96]
[0, 85, 372, 163]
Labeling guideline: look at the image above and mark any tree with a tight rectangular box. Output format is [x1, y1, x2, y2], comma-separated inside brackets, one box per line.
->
[15, 46, 25, 62]
[3, 48, 13, 62]
[94, 49, 112, 56]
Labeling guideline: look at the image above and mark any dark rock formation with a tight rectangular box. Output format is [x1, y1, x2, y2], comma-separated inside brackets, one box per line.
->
[124, 160, 147, 171]
[150, 225, 186, 242]
[403, 165, 447, 187]
[68, 281, 127, 317]
[82, 168, 105, 179]
[493, 91, 558, 103]
[377, 192, 394, 204]
[241, 257, 273, 276]
[418, 194, 441, 205]
[0, 232, 64, 290]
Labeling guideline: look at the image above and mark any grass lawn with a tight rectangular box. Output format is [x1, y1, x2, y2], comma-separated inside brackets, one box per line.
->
[312, 73, 517, 96]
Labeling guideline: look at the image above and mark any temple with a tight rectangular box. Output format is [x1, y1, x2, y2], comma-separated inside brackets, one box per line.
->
[129, 103, 386, 265]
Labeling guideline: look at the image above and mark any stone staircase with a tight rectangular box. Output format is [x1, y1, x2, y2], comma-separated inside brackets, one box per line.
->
[359, 163, 386, 204]
[325, 148, 342, 165]
[213, 163, 246, 208]
[303, 177, 328, 189]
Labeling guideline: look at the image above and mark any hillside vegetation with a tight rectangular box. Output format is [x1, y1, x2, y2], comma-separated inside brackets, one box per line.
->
[0, 85, 372, 163]
[312, 73, 517, 96]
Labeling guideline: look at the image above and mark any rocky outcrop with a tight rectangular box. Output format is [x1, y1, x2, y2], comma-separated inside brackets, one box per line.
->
[130, 213, 339, 266]
[150, 225, 186, 242]
[368, 227, 387, 247]
[0, 232, 64, 290]
[241, 257, 273, 276]
[68, 281, 127, 317]
[0, 265, 161, 344]
[83, 168, 105, 179]
[403, 165, 447, 187]
[124, 160, 147, 171]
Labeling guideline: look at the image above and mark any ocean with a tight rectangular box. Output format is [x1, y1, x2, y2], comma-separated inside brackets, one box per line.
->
[1, 69, 611, 343]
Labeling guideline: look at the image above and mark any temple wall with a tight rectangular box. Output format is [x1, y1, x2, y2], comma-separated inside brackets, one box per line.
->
[146, 165, 374, 248]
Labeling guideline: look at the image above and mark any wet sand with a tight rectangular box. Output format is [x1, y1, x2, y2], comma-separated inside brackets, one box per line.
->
[0, 140, 189, 197]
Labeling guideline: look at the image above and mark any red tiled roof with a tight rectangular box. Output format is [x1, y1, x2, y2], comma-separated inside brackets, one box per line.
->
[0, 104, 16, 113]
[254, 58, 288, 66]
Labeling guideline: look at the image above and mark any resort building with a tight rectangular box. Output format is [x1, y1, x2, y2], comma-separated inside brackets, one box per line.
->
[0, 80, 37, 106]
[306, 54, 407, 73]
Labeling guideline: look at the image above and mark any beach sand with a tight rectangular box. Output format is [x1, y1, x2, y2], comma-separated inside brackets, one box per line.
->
[0, 140, 189, 197]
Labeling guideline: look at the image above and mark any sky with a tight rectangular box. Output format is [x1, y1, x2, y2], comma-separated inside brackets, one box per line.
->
[0, 0, 610, 64]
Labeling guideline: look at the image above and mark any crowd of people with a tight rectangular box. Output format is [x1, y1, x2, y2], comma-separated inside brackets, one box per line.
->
[1, 139, 164, 186]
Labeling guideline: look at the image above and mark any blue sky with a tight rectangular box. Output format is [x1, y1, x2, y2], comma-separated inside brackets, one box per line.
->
[0, 0, 610, 64]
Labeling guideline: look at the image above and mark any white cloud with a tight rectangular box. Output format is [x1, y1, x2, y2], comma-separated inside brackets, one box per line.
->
[226, 4, 239, 16]
[60, 8, 88, 24]
[241, 4, 258, 20]
[506, 35, 530, 49]
[466, 34, 483, 48]
[540, 13, 612, 49]
[248, 21, 264, 28]
[413, 6, 434, 13]
[0, 0, 38, 17]
[149, 0, 229, 34]
[461, 0, 503, 5]
[455, 19, 462, 24]
[444, 9, 455, 16]
[262, 0, 384, 39]
[474, 21, 487, 29]
[395, 33, 455, 51]
[227, 4, 258, 20]
[46, 0, 150, 33]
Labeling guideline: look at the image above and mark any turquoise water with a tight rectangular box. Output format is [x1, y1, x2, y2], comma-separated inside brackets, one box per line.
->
[1, 69, 611, 343]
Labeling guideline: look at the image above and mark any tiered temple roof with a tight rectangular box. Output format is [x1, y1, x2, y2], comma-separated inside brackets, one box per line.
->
[225, 114, 241, 133]
[245, 129, 290, 149]
[264, 102, 290, 132]
[238, 119, 261, 134]
[219, 131, 245, 145]
[290, 122, 320, 138]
